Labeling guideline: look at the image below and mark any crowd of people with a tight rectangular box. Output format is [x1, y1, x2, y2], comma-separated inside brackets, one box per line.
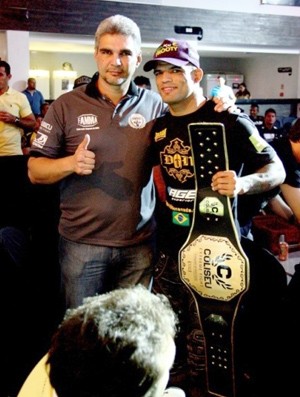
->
[1, 13, 299, 397]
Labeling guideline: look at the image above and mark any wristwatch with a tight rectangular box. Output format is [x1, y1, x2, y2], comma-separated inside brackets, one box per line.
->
[15, 117, 20, 126]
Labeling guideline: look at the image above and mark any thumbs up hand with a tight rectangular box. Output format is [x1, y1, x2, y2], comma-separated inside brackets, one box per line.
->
[73, 134, 95, 175]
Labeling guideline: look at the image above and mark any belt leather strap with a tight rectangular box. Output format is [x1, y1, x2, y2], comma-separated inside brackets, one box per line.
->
[179, 123, 250, 397]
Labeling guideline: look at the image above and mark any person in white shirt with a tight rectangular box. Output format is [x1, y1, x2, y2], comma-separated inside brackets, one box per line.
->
[210, 75, 236, 102]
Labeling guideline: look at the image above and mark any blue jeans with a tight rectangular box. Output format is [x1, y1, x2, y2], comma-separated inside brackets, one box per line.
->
[59, 236, 155, 309]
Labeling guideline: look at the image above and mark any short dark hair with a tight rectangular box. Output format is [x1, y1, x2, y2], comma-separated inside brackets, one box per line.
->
[134, 75, 151, 89]
[41, 101, 50, 109]
[0, 60, 11, 75]
[288, 118, 300, 142]
[264, 107, 276, 116]
[73, 75, 92, 89]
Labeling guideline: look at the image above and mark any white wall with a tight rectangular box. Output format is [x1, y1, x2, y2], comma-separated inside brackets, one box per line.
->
[30, 51, 97, 78]
[0, 32, 7, 60]
[3, 0, 300, 101]
[144, 54, 300, 100]
[238, 55, 299, 98]
[30, 50, 300, 101]
[29, 0, 300, 101]
[5, 31, 30, 91]
[1, 31, 30, 91]
[30, 51, 97, 99]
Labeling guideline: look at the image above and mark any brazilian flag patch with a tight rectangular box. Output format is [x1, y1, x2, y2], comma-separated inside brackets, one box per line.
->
[172, 211, 190, 226]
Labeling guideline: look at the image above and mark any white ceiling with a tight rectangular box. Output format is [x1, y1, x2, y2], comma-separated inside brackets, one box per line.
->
[29, 33, 95, 54]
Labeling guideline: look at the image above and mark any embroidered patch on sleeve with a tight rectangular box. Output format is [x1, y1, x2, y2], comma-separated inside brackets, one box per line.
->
[249, 133, 268, 152]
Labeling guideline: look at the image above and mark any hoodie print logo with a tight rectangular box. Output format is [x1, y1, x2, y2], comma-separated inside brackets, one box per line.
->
[160, 138, 194, 183]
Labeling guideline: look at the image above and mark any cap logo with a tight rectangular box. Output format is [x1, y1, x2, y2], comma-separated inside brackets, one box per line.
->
[143, 38, 200, 71]
[156, 41, 178, 57]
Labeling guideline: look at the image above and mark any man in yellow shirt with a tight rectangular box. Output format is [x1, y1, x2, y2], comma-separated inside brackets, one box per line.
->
[0, 60, 36, 156]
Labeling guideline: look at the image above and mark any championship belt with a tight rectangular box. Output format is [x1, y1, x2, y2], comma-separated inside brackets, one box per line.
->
[179, 123, 250, 397]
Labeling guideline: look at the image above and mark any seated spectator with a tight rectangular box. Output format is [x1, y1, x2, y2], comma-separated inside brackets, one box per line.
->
[249, 104, 264, 126]
[280, 116, 297, 138]
[257, 107, 284, 142]
[267, 118, 300, 224]
[22, 102, 50, 154]
[0, 226, 30, 267]
[0, 154, 31, 266]
[17, 285, 183, 397]
[40, 101, 50, 118]
[22, 116, 43, 155]
[134, 75, 152, 89]
[235, 82, 251, 99]
[238, 186, 280, 238]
